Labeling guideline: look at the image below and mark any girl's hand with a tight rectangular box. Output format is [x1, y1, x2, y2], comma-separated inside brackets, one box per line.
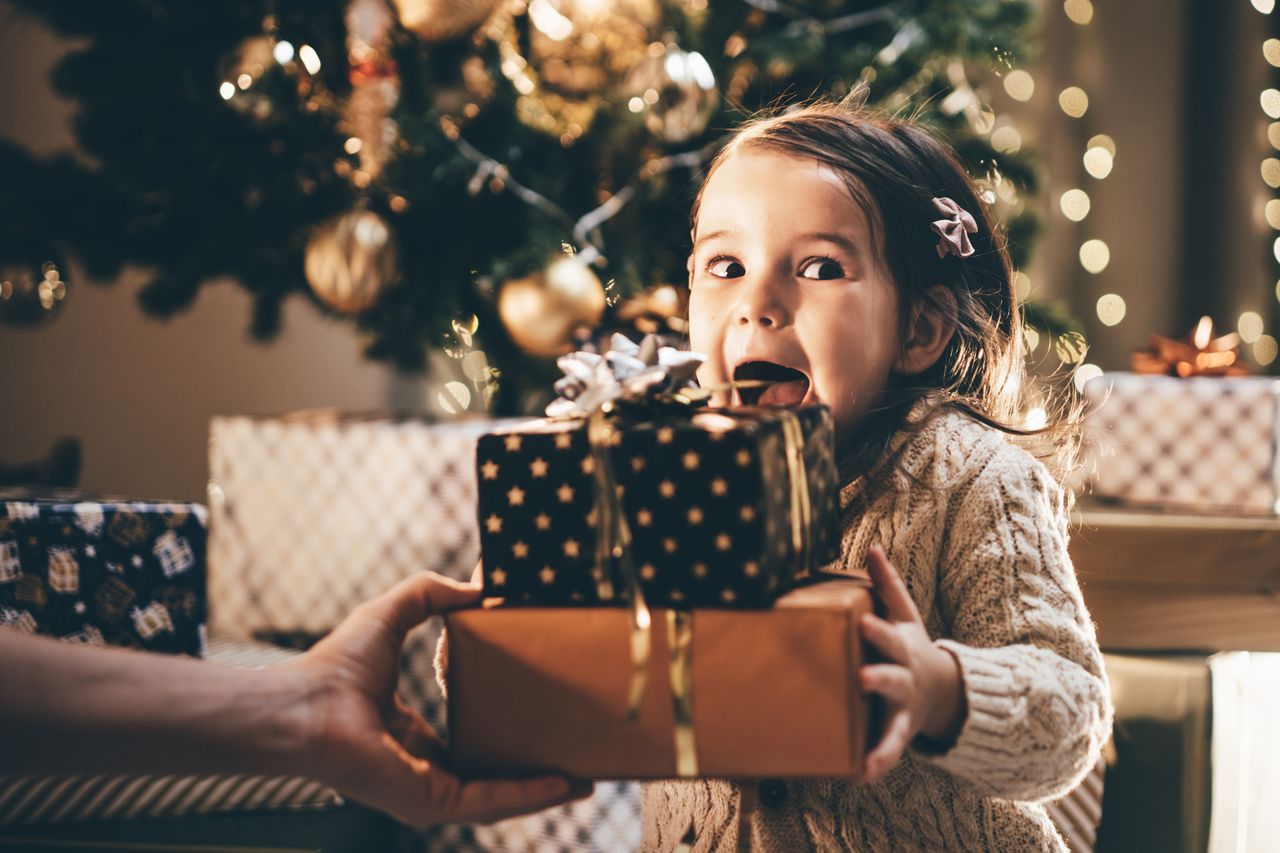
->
[287, 572, 590, 827]
[858, 546, 967, 785]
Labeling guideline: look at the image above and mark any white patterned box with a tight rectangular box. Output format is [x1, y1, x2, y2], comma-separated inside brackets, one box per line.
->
[207, 412, 497, 638]
[1083, 373, 1280, 514]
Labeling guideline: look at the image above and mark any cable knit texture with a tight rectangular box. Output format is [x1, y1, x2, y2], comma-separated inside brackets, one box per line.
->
[641, 406, 1113, 852]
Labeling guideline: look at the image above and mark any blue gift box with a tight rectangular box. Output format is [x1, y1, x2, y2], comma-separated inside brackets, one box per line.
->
[0, 495, 207, 656]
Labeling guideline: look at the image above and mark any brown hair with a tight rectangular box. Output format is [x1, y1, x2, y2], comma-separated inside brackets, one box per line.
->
[690, 97, 1080, 491]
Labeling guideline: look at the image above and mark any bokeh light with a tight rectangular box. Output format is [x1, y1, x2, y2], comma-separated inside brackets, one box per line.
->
[1096, 293, 1126, 326]
[1060, 188, 1091, 221]
[1079, 239, 1110, 273]
[1004, 70, 1035, 102]
[1059, 86, 1089, 118]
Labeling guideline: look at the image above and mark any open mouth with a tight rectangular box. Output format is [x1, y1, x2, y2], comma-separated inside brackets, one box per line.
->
[733, 360, 811, 407]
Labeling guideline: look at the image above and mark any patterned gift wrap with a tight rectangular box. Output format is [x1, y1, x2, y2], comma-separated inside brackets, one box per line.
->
[208, 412, 495, 638]
[476, 404, 840, 607]
[0, 496, 207, 655]
[1083, 373, 1280, 514]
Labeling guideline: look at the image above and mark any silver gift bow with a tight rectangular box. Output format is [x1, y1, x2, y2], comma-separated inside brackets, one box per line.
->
[545, 333, 707, 418]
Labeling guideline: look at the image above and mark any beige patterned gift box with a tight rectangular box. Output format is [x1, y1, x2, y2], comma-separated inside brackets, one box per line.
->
[207, 411, 497, 638]
[1083, 373, 1280, 514]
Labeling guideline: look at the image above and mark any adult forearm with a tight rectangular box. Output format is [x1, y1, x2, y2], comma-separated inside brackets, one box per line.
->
[0, 630, 312, 778]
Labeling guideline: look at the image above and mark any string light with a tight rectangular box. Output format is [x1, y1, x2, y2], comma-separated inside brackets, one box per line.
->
[1263, 158, 1280, 188]
[1079, 239, 1110, 273]
[1252, 0, 1275, 14]
[1083, 146, 1113, 178]
[1087, 133, 1116, 155]
[991, 125, 1022, 153]
[1266, 38, 1280, 66]
[1256, 335, 1279, 365]
[1238, 310, 1265, 343]
[1004, 70, 1035, 101]
[1058, 86, 1089, 118]
[1060, 188, 1091, 221]
[1063, 0, 1094, 25]
[1266, 199, 1280, 229]
[1262, 88, 1280, 118]
[1074, 363, 1103, 393]
[1096, 293, 1126, 326]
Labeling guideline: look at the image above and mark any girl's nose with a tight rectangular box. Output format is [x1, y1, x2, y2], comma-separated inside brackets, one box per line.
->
[734, 277, 793, 330]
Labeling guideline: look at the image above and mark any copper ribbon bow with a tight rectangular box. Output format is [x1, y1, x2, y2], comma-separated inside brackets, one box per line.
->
[930, 196, 978, 259]
[1130, 315, 1249, 377]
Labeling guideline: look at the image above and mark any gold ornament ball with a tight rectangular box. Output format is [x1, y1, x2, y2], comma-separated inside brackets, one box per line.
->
[498, 256, 606, 357]
[624, 46, 719, 143]
[392, 0, 500, 42]
[304, 209, 401, 313]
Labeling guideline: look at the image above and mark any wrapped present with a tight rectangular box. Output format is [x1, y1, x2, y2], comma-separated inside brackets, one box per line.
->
[0, 493, 207, 656]
[208, 411, 493, 638]
[445, 578, 873, 780]
[1083, 316, 1280, 515]
[476, 335, 840, 607]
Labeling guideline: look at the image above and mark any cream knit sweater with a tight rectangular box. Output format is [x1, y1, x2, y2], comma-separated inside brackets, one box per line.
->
[641, 407, 1114, 852]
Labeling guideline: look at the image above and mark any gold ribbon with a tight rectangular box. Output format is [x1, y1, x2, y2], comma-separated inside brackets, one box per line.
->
[583, 401, 817, 778]
[1131, 315, 1249, 377]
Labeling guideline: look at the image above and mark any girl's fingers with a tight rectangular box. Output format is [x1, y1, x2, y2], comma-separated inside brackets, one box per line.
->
[861, 613, 909, 663]
[860, 663, 913, 704]
[867, 545, 922, 624]
[862, 707, 912, 785]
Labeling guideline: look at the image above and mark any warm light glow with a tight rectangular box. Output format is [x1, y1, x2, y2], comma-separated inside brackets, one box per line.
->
[1270, 123, 1280, 150]
[628, 96, 644, 113]
[1256, 335, 1279, 365]
[1079, 239, 1110, 273]
[1267, 39, 1280, 67]
[1238, 311, 1265, 344]
[1023, 326, 1041, 353]
[1088, 134, 1116, 156]
[299, 45, 322, 75]
[1266, 199, 1280, 229]
[1024, 405, 1048, 430]
[236, 73, 253, 90]
[1004, 70, 1035, 101]
[273, 40, 294, 65]
[1074, 363, 1103, 393]
[1262, 89, 1280, 119]
[344, 137, 363, 155]
[1264, 158, 1280, 188]
[219, 81, 236, 100]
[1253, 0, 1275, 14]
[1096, 293, 1126, 326]
[1059, 87, 1088, 118]
[1064, 0, 1094, 24]
[1060, 188, 1091, 221]
[1014, 271, 1032, 301]
[991, 125, 1022, 153]
[528, 0, 573, 40]
[1083, 147, 1114, 179]
[1274, 236, 1280, 263]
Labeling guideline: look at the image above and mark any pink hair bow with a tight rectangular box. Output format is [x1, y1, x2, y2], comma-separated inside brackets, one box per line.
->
[930, 196, 978, 259]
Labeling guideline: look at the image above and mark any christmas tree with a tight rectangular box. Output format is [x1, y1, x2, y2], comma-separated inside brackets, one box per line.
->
[0, 0, 1069, 413]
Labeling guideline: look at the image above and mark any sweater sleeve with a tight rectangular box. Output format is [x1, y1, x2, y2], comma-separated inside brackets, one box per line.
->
[915, 445, 1113, 802]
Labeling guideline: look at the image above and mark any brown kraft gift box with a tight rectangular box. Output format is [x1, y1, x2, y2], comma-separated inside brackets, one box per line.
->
[445, 577, 873, 780]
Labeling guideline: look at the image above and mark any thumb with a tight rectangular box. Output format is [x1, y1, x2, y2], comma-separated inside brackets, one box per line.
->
[375, 572, 482, 640]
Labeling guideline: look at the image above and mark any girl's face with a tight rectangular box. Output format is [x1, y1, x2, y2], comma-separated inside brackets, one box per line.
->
[688, 148, 902, 437]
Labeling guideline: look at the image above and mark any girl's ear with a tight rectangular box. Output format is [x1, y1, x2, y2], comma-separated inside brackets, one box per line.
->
[685, 253, 694, 287]
[895, 286, 957, 375]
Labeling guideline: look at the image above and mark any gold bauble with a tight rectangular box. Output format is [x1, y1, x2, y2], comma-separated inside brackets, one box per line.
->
[624, 46, 718, 143]
[392, 0, 500, 42]
[304, 209, 401, 313]
[498, 256, 606, 357]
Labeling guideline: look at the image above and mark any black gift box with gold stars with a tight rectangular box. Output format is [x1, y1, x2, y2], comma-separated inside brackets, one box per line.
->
[475, 405, 840, 607]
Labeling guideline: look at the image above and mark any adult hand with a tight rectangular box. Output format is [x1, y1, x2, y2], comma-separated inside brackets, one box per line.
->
[858, 546, 966, 785]
[286, 572, 589, 826]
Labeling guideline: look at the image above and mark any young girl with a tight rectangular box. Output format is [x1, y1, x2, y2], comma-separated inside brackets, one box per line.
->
[642, 101, 1113, 850]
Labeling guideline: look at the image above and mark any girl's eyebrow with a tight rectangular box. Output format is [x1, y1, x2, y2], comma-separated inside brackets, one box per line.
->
[796, 231, 861, 256]
[692, 228, 740, 249]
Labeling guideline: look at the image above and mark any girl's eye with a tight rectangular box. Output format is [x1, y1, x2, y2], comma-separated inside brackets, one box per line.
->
[706, 257, 745, 279]
[799, 256, 846, 281]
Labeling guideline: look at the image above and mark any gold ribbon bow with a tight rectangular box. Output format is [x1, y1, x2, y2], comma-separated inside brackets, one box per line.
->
[1131, 315, 1249, 377]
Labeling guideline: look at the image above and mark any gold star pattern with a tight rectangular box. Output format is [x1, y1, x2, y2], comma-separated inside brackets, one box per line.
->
[687, 506, 703, 525]
[657, 427, 675, 444]
[743, 560, 760, 577]
[491, 567, 507, 586]
[711, 478, 728, 496]
[721, 588, 738, 603]
[530, 457, 549, 478]
[640, 563, 656, 580]
[485, 514, 504, 533]
[581, 456, 596, 475]
[557, 483, 575, 503]
[481, 460, 500, 480]
[563, 538, 581, 558]
[507, 486, 526, 506]
[554, 432, 573, 450]
[585, 509, 598, 528]
[630, 456, 647, 472]
[736, 449, 752, 467]
[615, 485, 626, 498]
[693, 562, 708, 578]
[535, 513, 552, 530]
[739, 505, 757, 523]
[709, 430, 726, 442]
[663, 537, 678, 554]
[540, 565, 556, 584]
[504, 434, 523, 453]
[512, 540, 529, 559]
[659, 480, 676, 499]
[715, 532, 732, 551]
[682, 451, 701, 470]
[636, 508, 653, 527]
[670, 588, 685, 602]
